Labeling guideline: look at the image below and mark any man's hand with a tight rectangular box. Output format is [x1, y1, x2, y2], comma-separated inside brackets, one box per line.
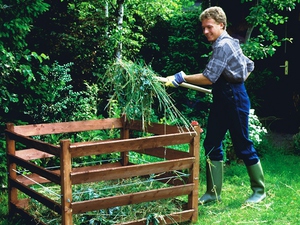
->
[165, 71, 186, 87]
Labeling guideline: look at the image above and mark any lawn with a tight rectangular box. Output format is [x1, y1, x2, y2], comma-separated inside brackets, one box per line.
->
[196, 132, 300, 224]
[0, 132, 299, 225]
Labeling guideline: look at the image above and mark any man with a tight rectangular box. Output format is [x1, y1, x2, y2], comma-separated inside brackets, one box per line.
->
[166, 6, 266, 204]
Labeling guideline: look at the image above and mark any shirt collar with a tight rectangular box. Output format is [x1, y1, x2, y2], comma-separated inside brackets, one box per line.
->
[212, 30, 228, 48]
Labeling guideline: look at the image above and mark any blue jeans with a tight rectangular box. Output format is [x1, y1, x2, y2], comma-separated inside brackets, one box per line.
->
[203, 76, 259, 166]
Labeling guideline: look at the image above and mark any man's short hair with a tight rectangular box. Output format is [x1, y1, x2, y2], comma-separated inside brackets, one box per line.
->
[199, 6, 227, 29]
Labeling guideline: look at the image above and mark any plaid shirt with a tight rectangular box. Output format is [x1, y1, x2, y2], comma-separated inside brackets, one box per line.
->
[203, 31, 254, 83]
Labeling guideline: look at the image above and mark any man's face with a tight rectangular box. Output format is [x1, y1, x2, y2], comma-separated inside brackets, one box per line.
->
[201, 18, 224, 42]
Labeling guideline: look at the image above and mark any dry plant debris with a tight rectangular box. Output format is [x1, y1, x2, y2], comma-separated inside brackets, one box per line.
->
[102, 59, 193, 132]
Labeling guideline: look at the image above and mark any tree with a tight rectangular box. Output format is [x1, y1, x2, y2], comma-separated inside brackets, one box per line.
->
[241, 0, 300, 59]
[0, 0, 50, 117]
[0, 0, 196, 122]
[116, 0, 124, 59]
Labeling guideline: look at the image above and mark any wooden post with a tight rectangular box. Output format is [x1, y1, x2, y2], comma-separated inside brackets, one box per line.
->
[60, 140, 73, 225]
[120, 115, 129, 166]
[188, 122, 201, 222]
[5, 123, 17, 217]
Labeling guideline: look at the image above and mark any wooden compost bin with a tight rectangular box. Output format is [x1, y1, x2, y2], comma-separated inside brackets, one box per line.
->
[5, 116, 201, 225]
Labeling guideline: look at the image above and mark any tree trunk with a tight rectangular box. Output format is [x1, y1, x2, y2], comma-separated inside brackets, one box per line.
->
[245, 25, 254, 42]
[116, 0, 125, 60]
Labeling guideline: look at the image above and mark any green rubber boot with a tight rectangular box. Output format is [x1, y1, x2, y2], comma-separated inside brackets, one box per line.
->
[199, 160, 223, 204]
[245, 160, 266, 203]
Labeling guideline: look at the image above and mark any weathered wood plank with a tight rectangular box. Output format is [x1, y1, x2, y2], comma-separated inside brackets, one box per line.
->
[70, 132, 196, 158]
[134, 147, 190, 160]
[16, 173, 54, 186]
[117, 210, 194, 225]
[8, 154, 61, 184]
[5, 130, 60, 156]
[72, 162, 122, 173]
[16, 162, 123, 186]
[6, 119, 200, 224]
[187, 125, 201, 222]
[12, 118, 123, 136]
[14, 198, 30, 209]
[127, 120, 192, 135]
[60, 139, 73, 225]
[5, 123, 18, 215]
[72, 184, 194, 214]
[71, 157, 194, 184]
[15, 148, 54, 160]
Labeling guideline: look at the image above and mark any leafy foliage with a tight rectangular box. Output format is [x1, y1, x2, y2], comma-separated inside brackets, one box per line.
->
[0, 138, 7, 187]
[0, 1, 300, 223]
[245, 68, 276, 110]
[241, 0, 299, 59]
[140, 6, 212, 127]
[31, 0, 115, 82]
[0, 0, 50, 116]
[20, 61, 101, 123]
[0, 0, 49, 49]
[142, 6, 208, 75]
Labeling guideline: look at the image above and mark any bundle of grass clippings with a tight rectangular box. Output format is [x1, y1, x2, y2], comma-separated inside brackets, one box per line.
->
[101, 59, 193, 132]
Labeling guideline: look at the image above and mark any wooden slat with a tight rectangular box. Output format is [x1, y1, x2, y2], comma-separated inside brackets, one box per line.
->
[16, 162, 123, 186]
[17, 173, 54, 186]
[15, 148, 54, 160]
[72, 184, 194, 214]
[135, 147, 190, 160]
[120, 122, 130, 166]
[127, 120, 187, 134]
[10, 178, 62, 214]
[60, 139, 73, 225]
[72, 162, 122, 173]
[8, 154, 61, 184]
[6, 119, 200, 225]
[71, 157, 194, 184]
[14, 198, 30, 209]
[127, 120, 194, 135]
[6, 123, 18, 215]
[5, 130, 60, 156]
[117, 210, 194, 225]
[70, 132, 196, 158]
[187, 125, 201, 222]
[19, 162, 183, 185]
[13, 118, 123, 136]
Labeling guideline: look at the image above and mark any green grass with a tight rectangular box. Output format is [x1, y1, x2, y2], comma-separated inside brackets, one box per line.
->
[1, 132, 299, 224]
[196, 135, 300, 225]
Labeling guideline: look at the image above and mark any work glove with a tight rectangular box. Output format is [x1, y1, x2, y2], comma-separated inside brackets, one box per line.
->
[165, 71, 186, 88]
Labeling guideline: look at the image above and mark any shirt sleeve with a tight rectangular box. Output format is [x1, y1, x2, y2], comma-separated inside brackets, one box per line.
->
[245, 56, 254, 73]
[204, 36, 255, 83]
[202, 45, 228, 83]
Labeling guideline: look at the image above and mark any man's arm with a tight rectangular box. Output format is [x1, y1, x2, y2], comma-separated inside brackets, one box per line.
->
[184, 73, 213, 86]
[166, 71, 213, 87]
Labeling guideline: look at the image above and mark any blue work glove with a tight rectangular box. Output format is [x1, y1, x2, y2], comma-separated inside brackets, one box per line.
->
[165, 71, 186, 87]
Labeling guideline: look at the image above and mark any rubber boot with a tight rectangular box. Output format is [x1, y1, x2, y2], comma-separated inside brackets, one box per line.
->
[199, 160, 223, 204]
[245, 160, 266, 203]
